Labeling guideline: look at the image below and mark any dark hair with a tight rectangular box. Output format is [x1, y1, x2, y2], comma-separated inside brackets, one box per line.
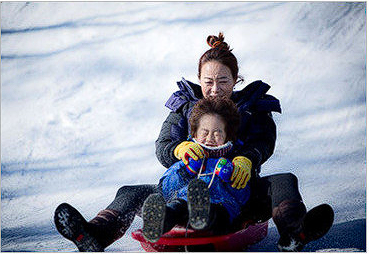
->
[198, 32, 243, 83]
[189, 98, 240, 142]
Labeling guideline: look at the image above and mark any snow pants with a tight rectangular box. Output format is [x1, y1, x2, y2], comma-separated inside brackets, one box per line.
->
[104, 173, 304, 233]
[106, 184, 159, 228]
[232, 173, 305, 231]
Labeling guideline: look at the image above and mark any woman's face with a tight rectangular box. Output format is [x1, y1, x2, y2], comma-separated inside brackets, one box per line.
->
[199, 61, 236, 99]
[195, 113, 226, 147]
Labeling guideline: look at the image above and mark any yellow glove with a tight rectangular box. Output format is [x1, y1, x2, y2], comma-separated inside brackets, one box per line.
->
[174, 141, 206, 165]
[231, 156, 252, 189]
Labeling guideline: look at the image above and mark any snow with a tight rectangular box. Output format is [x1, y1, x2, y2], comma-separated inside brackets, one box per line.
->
[1, 2, 366, 252]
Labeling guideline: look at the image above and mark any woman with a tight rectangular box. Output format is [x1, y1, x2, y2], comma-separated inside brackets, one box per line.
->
[155, 32, 334, 251]
[54, 32, 333, 252]
[142, 98, 251, 243]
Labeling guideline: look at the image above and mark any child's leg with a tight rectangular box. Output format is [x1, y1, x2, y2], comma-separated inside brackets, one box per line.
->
[165, 198, 189, 231]
[187, 179, 232, 234]
[187, 179, 211, 230]
[142, 194, 188, 243]
[160, 164, 194, 201]
[208, 203, 232, 235]
[142, 194, 166, 242]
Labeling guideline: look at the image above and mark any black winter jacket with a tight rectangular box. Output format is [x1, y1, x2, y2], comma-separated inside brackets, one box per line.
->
[155, 78, 281, 178]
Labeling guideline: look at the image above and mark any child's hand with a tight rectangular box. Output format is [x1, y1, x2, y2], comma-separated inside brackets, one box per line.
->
[214, 157, 233, 182]
[231, 156, 251, 189]
[185, 158, 203, 175]
[174, 141, 207, 165]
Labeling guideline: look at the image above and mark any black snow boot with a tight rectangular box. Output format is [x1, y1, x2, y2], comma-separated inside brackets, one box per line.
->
[187, 179, 231, 234]
[187, 178, 211, 230]
[142, 193, 167, 243]
[274, 201, 334, 252]
[142, 194, 188, 243]
[54, 203, 131, 251]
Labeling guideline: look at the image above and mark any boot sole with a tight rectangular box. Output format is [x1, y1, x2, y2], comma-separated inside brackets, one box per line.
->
[54, 203, 104, 252]
[302, 203, 334, 242]
[187, 179, 210, 230]
[142, 194, 166, 243]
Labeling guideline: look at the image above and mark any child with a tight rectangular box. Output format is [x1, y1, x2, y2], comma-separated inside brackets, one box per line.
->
[142, 98, 251, 243]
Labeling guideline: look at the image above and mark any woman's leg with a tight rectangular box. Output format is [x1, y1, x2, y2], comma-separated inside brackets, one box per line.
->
[250, 173, 333, 251]
[265, 173, 307, 235]
[54, 184, 158, 251]
[54, 203, 105, 252]
[106, 184, 159, 216]
[91, 184, 159, 247]
[236, 173, 305, 226]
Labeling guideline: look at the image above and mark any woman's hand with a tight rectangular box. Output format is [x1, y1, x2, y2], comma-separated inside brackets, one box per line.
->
[231, 156, 252, 189]
[174, 141, 207, 165]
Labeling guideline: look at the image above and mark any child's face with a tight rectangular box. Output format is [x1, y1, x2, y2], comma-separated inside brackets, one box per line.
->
[195, 113, 226, 147]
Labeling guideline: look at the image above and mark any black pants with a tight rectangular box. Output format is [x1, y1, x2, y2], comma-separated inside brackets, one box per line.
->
[106, 184, 159, 227]
[232, 173, 304, 230]
[106, 173, 303, 233]
[165, 198, 231, 235]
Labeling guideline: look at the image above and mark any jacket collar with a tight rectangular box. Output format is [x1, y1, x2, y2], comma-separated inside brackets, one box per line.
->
[175, 78, 281, 113]
[176, 78, 203, 101]
[177, 78, 270, 103]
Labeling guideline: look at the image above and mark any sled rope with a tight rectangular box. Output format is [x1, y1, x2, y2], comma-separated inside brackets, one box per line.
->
[197, 159, 222, 189]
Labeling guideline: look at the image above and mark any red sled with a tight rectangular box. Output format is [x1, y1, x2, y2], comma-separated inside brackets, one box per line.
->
[131, 221, 268, 252]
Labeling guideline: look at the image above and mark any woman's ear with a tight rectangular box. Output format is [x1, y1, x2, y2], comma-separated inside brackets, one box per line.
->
[234, 75, 244, 86]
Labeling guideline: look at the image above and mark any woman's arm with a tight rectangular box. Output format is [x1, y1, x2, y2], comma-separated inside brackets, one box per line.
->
[155, 110, 189, 168]
[233, 111, 277, 177]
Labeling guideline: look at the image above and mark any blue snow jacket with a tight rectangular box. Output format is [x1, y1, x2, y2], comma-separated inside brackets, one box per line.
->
[155, 78, 281, 178]
[160, 158, 251, 222]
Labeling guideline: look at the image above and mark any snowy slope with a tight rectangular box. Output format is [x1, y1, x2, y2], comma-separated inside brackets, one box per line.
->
[1, 2, 366, 251]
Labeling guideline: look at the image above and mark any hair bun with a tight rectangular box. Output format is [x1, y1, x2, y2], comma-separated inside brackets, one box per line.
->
[207, 32, 230, 50]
